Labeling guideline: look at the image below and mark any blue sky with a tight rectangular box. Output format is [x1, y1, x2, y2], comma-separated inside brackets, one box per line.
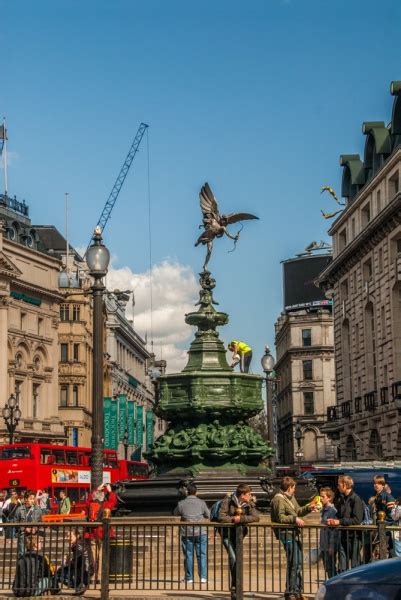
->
[2, 0, 401, 371]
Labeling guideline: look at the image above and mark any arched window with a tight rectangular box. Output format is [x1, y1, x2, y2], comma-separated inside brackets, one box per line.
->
[369, 429, 383, 459]
[345, 435, 357, 461]
[303, 429, 318, 462]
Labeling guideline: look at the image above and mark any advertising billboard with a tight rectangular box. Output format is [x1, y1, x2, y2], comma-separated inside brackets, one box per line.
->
[283, 253, 332, 311]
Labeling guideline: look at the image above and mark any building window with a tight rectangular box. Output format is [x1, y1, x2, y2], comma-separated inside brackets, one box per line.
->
[32, 383, 39, 419]
[361, 202, 371, 227]
[72, 385, 78, 406]
[389, 171, 399, 198]
[369, 429, 383, 459]
[381, 305, 386, 340]
[338, 228, 347, 251]
[60, 304, 69, 321]
[397, 239, 401, 255]
[37, 317, 43, 336]
[378, 247, 383, 273]
[15, 381, 22, 409]
[20, 312, 26, 331]
[73, 344, 80, 362]
[351, 218, 356, 239]
[304, 392, 314, 415]
[376, 190, 381, 213]
[353, 271, 357, 292]
[60, 386, 68, 407]
[302, 329, 312, 347]
[363, 258, 372, 282]
[72, 304, 81, 321]
[61, 343, 68, 362]
[340, 279, 349, 300]
[355, 324, 360, 353]
[303, 360, 313, 380]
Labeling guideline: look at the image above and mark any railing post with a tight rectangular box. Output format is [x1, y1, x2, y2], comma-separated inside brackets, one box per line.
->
[233, 524, 244, 600]
[377, 511, 388, 560]
[100, 508, 111, 600]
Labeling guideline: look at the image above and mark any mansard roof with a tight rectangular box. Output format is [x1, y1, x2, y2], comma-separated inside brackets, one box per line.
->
[340, 81, 401, 202]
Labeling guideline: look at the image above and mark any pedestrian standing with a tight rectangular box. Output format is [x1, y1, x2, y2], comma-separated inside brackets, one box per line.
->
[174, 483, 210, 584]
[319, 487, 340, 579]
[327, 475, 364, 571]
[270, 476, 316, 600]
[372, 475, 395, 556]
[14, 490, 42, 557]
[86, 484, 117, 583]
[218, 484, 259, 594]
[3, 490, 21, 540]
[36, 488, 50, 515]
[58, 490, 71, 515]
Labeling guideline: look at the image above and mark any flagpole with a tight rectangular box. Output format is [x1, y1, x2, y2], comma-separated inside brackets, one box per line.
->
[3, 118, 8, 196]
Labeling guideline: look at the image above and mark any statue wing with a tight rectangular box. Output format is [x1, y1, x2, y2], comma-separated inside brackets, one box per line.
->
[200, 183, 220, 218]
[224, 212, 259, 225]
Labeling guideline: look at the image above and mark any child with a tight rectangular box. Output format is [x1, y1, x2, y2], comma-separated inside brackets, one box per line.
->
[319, 487, 340, 579]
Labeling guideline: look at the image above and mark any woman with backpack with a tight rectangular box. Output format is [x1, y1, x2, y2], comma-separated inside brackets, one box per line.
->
[12, 534, 57, 597]
[57, 528, 94, 595]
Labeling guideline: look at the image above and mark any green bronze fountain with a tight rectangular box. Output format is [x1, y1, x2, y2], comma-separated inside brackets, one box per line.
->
[117, 182, 274, 514]
[147, 182, 272, 476]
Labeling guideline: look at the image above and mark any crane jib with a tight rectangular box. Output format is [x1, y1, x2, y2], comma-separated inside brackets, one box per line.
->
[85, 122, 149, 254]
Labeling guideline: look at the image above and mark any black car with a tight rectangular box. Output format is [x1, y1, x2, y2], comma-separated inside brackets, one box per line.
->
[315, 558, 401, 599]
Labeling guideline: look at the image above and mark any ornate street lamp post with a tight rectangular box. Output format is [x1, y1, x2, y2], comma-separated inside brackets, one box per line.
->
[261, 346, 276, 473]
[2, 393, 21, 444]
[294, 419, 304, 476]
[86, 227, 110, 490]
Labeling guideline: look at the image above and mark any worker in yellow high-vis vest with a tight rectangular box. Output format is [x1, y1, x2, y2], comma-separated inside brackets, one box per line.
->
[228, 340, 252, 373]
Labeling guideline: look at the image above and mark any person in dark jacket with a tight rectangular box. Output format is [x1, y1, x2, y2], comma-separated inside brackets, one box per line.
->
[319, 487, 340, 578]
[12, 534, 55, 597]
[57, 528, 94, 594]
[327, 475, 364, 571]
[218, 483, 259, 592]
[174, 483, 210, 583]
[14, 491, 42, 557]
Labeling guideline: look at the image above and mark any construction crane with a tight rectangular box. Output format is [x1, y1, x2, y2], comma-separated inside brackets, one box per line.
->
[85, 122, 148, 255]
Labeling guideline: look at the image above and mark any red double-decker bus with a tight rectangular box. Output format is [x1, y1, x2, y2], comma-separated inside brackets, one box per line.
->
[118, 459, 150, 480]
[0, 443, 130, 512]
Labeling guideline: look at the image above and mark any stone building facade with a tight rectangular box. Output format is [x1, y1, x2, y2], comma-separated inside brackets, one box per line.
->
[275, 307, 336, 465]
[104, 291, 163, 460]
[318, 80, 401, 460]
[0, 197, 64, 443]
[35, 225, 94, 448]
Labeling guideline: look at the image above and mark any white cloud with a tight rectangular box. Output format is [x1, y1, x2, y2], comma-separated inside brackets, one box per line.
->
[106, 259, 198, 373]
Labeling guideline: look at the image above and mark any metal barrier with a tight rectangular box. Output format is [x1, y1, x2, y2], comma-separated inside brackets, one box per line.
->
[0, 517, 397, 599]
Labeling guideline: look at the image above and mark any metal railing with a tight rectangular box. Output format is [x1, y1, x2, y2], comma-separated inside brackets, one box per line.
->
[0, 517, 398, 599]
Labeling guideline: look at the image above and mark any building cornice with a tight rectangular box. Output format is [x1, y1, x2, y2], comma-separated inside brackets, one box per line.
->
[12, 279, 64, 303]
[318, 192, 401, 288]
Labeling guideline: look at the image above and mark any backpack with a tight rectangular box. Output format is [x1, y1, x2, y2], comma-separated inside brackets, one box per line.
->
[12, 554, 40, 597]
[361, 500, 373, 525]
[88, 500, 103, 522]
[210, 499, 223, 522]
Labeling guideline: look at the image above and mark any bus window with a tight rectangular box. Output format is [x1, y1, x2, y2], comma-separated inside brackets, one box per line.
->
[40, 448, 52, 464]
[79, 488, 89, 503]
[52, 450, 66, 465]
[127, 462, 148, 477]
[0, 446, 31, 460]
[66, 451, 79, 465]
